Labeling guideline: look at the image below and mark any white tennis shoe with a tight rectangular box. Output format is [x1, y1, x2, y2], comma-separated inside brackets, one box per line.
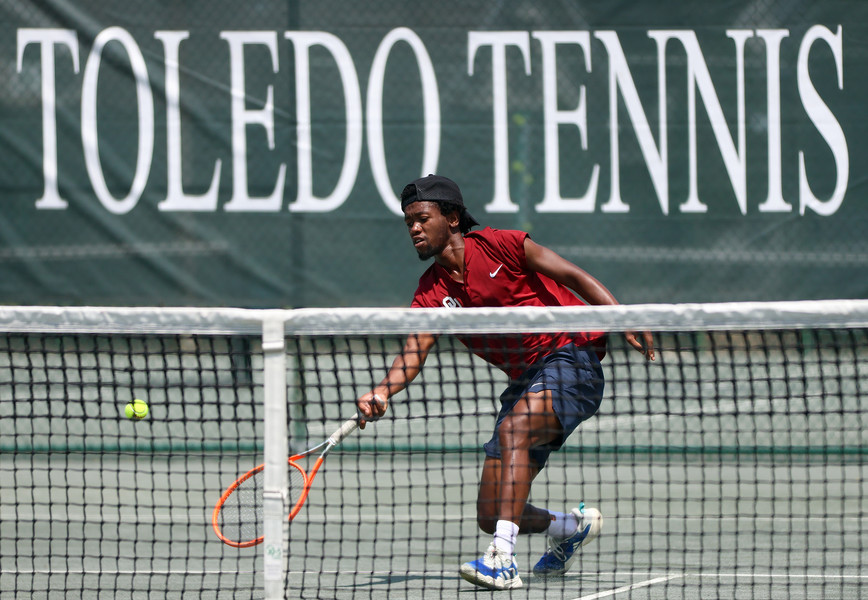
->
[459, 543, 523, 590]
[532, 504, 603, 577]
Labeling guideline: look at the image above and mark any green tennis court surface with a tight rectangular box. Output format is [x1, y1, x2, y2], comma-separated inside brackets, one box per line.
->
[4, 450, 865, 599]
[288, 452, 867, 599]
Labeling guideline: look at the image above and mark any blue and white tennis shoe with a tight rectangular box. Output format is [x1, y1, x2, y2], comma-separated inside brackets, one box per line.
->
[532, 504, 603, 577]
[459, 543, 523, 590]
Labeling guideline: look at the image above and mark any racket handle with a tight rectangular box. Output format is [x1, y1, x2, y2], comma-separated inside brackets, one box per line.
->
[328, 415, 360, 446]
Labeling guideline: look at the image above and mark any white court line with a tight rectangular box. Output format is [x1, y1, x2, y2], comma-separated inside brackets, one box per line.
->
[696, 572, 868, 580]
[573, 574, 683, 600]
[570, 571, 868, 600]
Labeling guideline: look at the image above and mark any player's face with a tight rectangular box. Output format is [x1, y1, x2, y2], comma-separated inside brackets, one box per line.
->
[403, 202, 452, 260]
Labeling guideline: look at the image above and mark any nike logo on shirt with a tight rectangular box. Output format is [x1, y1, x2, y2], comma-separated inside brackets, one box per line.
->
[489, 264, 503, 278]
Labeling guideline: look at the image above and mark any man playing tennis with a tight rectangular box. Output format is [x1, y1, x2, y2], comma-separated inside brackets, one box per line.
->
[357, 174, 655, 590]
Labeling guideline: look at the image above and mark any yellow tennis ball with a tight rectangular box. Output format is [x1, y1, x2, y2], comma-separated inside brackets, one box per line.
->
[125, 399, 149, 420]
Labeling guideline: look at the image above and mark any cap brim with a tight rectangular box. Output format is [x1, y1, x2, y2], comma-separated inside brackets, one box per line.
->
[464, 210, 480, 227]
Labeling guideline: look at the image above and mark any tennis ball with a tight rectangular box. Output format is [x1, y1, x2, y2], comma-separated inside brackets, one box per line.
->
[125, 399, 149, 420]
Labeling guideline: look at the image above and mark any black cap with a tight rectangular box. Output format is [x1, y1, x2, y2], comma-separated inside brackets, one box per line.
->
[400, 174, 479, 231]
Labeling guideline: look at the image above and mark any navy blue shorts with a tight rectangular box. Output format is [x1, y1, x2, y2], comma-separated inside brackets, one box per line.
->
[482, 343, 604, 469]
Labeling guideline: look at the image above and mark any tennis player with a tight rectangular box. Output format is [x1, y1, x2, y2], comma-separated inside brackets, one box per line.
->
[357, 174, 655, 590]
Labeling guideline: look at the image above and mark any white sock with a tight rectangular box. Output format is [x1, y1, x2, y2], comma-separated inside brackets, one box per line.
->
[545, 510, 579, 540]
[492, 520, 519, 554]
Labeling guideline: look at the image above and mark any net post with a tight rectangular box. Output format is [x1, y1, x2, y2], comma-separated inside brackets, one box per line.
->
[261, 316, 288, 600]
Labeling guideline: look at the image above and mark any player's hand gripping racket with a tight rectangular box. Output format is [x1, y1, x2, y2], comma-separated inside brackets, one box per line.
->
[212, 414, 360, 548]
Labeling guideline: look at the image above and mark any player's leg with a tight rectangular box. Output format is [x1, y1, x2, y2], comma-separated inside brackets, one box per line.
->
[531, 345, 606, 577]
[495, 390, 562, 530]
[460, 344, 605, 587]
[475, 455, 549, 535]
[458, 455, 531, 590]
[498, 390, 602, 568]
[459, 392, 561, 590]
[475, 390, 582, 535]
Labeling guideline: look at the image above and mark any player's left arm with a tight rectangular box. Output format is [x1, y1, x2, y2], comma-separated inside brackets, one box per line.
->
[523, 237, 655, 360]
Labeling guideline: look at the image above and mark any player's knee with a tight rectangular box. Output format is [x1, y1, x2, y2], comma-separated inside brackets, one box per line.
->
[498, 414, 530, 449]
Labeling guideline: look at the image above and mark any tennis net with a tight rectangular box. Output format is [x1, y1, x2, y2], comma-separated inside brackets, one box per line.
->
[1, 302, 867, 599]
[0, 307, 267, 600]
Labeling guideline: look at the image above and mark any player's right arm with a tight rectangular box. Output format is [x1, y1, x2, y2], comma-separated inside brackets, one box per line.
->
[524, 236, 656, 361]
[357, 332, 438, 427]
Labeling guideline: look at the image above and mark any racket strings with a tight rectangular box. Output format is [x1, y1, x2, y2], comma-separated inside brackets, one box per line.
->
[218, 470, 264, 543]
[288, 462, 307, 508]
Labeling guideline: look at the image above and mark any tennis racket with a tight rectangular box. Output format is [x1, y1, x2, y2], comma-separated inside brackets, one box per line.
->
[212, 414, 360, 548]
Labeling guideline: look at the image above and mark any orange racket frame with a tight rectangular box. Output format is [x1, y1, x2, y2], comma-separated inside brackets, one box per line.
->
[212, 415, 360, 548]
